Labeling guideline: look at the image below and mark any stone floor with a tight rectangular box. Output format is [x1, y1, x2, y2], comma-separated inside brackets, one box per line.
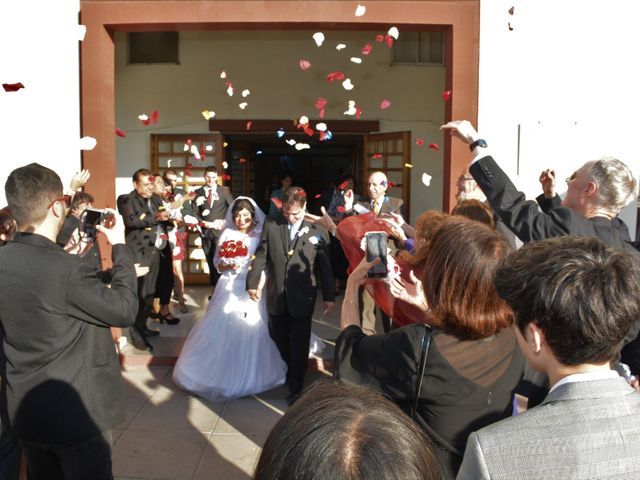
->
[113, 285, 341, 480]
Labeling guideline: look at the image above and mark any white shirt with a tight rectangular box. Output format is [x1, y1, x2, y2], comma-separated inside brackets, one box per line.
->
[288, 219, 303, 240]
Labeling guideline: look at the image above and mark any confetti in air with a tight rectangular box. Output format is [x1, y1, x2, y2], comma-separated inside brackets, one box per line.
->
[442, 90, 452, 101]
[202, 110, 216, 120]
[295, 143, 311, 151]
[355, 4, 366, 16]
[387, 27, 399, 39]
[404, 163, 413, 168]
[342, 79, 355, 90]
[344, 100, 357, 116]
[312, 32, 325, 47]
[415, 138, 425, 146]
[286, 139, 297, 146]
[336, 44, 347, 51]
[79, 136, 97, 151]
[2, 82, 24, 92]
[115, 128, 126, 138]
[350, 57, 362, 64]
[246, 121, 252, 130]
[220, 70, 227, 79]
[380, 100, 391, 110]
[362, 44, 373, 55]
[315, 123, 327, 132]
[428, 143, 440, 151]
[241, 89, 251, 97]
[422, 173, 432, 187]
[299, 59, 312, 70]
[276, 128, 286, 138]
[239, 102, 248, 110]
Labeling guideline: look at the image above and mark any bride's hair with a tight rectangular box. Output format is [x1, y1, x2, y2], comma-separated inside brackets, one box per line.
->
[231, 198, 256, 222]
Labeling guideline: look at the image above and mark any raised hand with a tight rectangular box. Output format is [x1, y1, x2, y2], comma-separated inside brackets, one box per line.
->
[389, 269, 428, 312]
[440, 120, 479, 145]
[304, 206, 337, 236]
[70, 169, 91, 192]
[96, 208, 125, 245]
[539, 169, 556, 198]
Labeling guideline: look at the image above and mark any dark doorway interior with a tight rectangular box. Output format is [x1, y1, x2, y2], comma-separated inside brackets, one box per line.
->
[224, 133, 362, 215]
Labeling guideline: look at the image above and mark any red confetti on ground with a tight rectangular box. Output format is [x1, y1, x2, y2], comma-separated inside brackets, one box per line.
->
[372, 153, 382, 159]
[326, 71, 346, 82]
[338, 181, 349, 191]
[239, 158, 247, 164]
[375, 34, 384, 42]
[299, 59, 312, 70]
[2, 82, 25, 92]
[508, 6, 515, 15]
[380, 100, 391, 109]
[314, 193, 322, 199]
[337, 206, 346, 213]
[271, 197, 283, 209]
[428, 143, 440, 151]
[415, 138, 425, 146]
[362, 44, 373, 55]
[385, 35, 394, 48]
[246, 121, 252, 130]
[115, 128, 126, 138]
[442, 90, 452, 101]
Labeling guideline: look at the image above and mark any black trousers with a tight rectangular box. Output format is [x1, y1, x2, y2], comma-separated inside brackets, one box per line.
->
[134, 250, 159, 332]
[202, 237, 220, 287]
[269, 306, 311, 396]
[20, 431, 113, 480]
[154, 245, 175, 305]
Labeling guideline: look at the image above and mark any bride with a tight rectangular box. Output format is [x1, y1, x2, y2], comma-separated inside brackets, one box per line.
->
[173, 196, 286, 400]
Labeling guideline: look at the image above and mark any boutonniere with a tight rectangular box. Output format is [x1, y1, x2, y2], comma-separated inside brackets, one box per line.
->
[297, 226, 310, 238]
[287, 249, 294, 257]
[308, 234, 321, 245]
[196, 196, 205, 206]
[211, 191, 219, 202]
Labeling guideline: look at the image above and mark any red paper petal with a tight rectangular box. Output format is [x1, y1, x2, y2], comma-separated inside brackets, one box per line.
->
[299, 59, 312, 70]
[222, 174, 231, 181]
[2, 82, 25, 92]
[508, 6, 515, 15]
[142, 118, 151, 126]
[246, 121, 252, 130]
[326, 71, 346, 82]
[380, 99, 391, 110]
[148, 175, 155, 182]
[375, 34, 384, 42]
[442, 90, 452, 101]
[356, 107, 362, 119]
[314, 194, 322, 199]
[372, 153, 382, 159]
[150, 110, 159, 124]
[115, 128, 126, 138]
[186, 162, 193, 168]
[428, 143, 440, 151]
[337, 206, 346, 213]
[315, 97, 328, 109]
[338, 181, 349, 191]
[186, 138, 192, 146]
[385, 35, 394, 48]
[303, 125, 314, 137]
[362, 44, 373, 55]
[415, 138, 425, 146]
[388, 181, 396, 188]
[271, 197, 283, 209]
[319, 108, 325, 119]
[185, 170, 192, 177]
[239, 157, 247, 164]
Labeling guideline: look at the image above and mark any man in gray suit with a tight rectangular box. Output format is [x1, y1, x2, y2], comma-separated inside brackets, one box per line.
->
[457, 236, 640, 480]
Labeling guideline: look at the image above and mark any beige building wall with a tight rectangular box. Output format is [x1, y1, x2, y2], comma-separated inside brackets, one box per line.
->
[114, 30, 446, 222]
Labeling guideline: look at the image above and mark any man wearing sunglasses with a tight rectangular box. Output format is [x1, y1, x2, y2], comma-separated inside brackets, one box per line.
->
[0, 163, 138, 479]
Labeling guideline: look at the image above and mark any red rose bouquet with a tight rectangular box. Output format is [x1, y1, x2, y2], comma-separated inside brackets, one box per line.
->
[218, 239, 249, 270]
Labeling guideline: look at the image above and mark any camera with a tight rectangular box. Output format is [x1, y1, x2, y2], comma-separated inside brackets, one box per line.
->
[365, 231, 388, 278]
[81, 208, 115, 239]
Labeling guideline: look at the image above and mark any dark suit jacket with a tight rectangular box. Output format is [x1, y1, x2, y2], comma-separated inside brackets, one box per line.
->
[0, 233, 137, 443]
[186, 186, 234, 252]
[458, 377, 640, 479]
[246, 215, 334, 318]
[471, 156, 636, 254]
[351, 194, 404, 217]
[117, 191, 162, 263]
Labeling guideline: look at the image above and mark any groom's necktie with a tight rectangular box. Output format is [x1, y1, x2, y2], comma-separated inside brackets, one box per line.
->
[207, 188, 213, 208]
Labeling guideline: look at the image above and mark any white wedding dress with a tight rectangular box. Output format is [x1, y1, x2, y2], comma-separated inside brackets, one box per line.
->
[173, 198, 286, 401]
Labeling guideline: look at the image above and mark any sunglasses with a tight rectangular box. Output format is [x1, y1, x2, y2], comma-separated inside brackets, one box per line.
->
[48, 194, 72, 210]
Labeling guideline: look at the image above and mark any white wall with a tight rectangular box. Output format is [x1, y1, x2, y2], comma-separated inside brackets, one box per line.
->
[478, 0, 640, 238]
[115, 30, 445, 222]
[0, 0, 82, 206]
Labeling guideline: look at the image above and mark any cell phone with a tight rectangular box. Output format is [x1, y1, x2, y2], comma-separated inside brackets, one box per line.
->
[365, 231, 388, 278]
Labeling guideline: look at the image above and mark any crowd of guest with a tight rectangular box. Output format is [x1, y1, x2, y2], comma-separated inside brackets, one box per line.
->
[1, 117, 640, 479]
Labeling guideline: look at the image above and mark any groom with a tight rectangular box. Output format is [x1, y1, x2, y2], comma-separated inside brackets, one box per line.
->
[247, 186, 334, 404]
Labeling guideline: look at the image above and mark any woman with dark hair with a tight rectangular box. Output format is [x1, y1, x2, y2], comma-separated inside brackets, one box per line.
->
[254, 381, 440, 480]
[335, 216, 524, 478]
[173, 197, 286, 400]
[268, 172, 293, 215]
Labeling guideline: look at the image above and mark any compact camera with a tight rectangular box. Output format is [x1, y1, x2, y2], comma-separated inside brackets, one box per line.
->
[81, 208, 115, 239]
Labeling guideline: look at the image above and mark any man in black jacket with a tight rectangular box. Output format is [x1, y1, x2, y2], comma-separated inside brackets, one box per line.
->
[0, 163, 138, 479]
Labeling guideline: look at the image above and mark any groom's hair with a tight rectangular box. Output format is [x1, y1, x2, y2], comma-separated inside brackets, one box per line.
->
[254, 381, 440, 480]
[282, 186, 307, 207]
[5, 163, 63, 230]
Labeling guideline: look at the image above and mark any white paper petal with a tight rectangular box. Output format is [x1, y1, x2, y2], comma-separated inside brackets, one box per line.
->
[222, 161, 229, 169]
[344, 100, 357, 116]
[312, 32, 325, 47]
[388, 26, 399, 40]
[239, 102, 248, 110]
[355, 4, 366, 16]
[295, 143, 311, 150]
[299, 115, 309, 125]
[241, 89, 250, 97]
[342, 78, 355, 90]
[286, 139, 297, 146]
[315, 122, 327, 132]
[421, 172, 432, 187]
[77, 25, 87, 41]
[79, 136, 97, 151]
[350, 57, 362, 64]
[226, 86, 234, 96]
[167, 159, 172, 167]
[220, 70, 227, 79]
[205, 145, 213, 151]
[138, 114, 148, 121]
[202, 209, 211, 216]
[336, 43, 346, 50]
[190, 145, 201, 159]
